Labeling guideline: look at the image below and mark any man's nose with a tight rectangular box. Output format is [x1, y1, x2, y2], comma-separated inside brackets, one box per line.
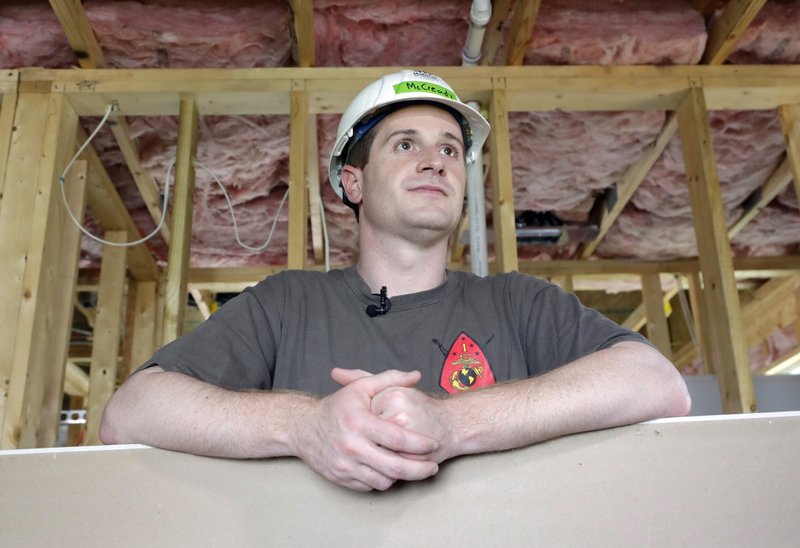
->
[417, 147, 445, 174]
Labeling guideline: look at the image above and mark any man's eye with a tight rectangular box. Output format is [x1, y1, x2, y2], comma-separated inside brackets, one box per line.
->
[442, 146, 459, 157]
[397, 141, 412, 151]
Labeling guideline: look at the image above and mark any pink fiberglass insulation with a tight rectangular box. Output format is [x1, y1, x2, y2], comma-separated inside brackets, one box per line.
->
[519, 0, 707, 65]
[2, 0, 800, 268]
[0, 0, 291, 69]
[509, 110, 666, 219]
[726, 0, 800, 64]
[313, 0, 471, 67]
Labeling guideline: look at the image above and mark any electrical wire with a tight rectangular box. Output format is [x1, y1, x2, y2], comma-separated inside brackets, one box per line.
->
[196, 162, 289, 253]
[59, 104, 288, 255]
[319, 194, 331, 272]
[60, 104, 171, 247]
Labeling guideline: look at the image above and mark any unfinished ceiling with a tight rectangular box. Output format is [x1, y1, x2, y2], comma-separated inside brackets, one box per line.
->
[0, 0, 799, 270]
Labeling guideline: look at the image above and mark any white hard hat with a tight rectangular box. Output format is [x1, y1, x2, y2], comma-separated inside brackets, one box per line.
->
[328, 69, 491, 199]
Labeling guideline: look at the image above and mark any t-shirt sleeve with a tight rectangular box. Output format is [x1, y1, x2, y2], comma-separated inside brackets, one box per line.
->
[511, 273, 655, 376]
[133, 275, 284, 390]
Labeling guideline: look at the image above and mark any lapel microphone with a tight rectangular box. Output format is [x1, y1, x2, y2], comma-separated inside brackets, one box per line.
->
[366, 286, 392, 317]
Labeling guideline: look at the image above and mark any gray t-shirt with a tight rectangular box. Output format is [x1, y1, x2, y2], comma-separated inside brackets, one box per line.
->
[144, 266, 651, 395]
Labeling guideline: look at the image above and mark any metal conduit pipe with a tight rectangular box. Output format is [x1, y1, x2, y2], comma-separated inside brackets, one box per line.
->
[462, 1, 492, 275]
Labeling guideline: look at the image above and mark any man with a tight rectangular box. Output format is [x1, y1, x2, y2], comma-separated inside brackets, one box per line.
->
[100, 70, 690, 492]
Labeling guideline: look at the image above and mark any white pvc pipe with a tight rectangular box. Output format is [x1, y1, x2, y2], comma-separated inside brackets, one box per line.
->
[462, 1, 492, 276]
[461, 0, 492, 66]
[465, 115, 489, 276]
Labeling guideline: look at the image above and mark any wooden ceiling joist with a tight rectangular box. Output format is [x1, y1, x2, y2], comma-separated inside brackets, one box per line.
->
[24, 66, 800, 117]
[0, 71, 19, 211]
[48, 0, 107, 68]
[580, 0, 767, 258]
[728, 156, 793, 239]
[289, 0, 315, 68]
[505, 0, 543, 66]
[779, 104, 800, 204]
[480, 0, 513, 66]
[50, 0, 171, 244]
[701, 0, 768, 65]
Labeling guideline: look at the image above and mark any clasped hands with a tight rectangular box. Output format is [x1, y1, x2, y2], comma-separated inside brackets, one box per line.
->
[293, 367, 454, 492]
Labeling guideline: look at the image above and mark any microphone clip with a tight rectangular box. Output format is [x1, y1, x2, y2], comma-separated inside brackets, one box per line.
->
[366, 286, 392, 317]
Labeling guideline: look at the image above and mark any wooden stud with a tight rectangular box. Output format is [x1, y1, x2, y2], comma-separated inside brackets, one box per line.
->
[64, 362, 89, 398]
[287, 81, 308, 270]
[0, 88, 20, 215]
[622, 284, 679, 333]
[728, 156, 793, 239]
[550, 275, 575, 293]
[480, 0, 514, 66]
[0, 93, 81, 448]
[677, 80, 754, 413]
[702, 0, 767, 65]
[505, 0, 543, 66]
[129, 281, 158, 380]
[686, 272, 715, 375]
[641, 273, 673, 361]
[778, 104, 800, 207]
[289, 0, 315, 68]
[162, 96, 199, 344]
[488, 78, 518, 273]
[306, 114, 324, 264]
[48, 0, 107, 69]
[84, 231, 128, 446]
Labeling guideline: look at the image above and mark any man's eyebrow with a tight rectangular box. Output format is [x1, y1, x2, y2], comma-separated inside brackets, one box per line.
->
[381, 129, 464, 146]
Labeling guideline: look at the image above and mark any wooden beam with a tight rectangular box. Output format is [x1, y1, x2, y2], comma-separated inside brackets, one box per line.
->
[306, 114, 324, 264]
[80, 125, 159, 281]
[64, 362, 89, 398]
[22, 66, 800, 116]
[622, 284, 679, 332]
[84, 231, 127, 446]
[50, 0, 170, 244]
[677, 80, 754, 413]
[702, 0, 767, 65]
[550, 275, 574, 293]
[505, 0, 542, 66]
[579, 113, 678, 258]
[48, 0, 107, 68]
[779, 104, 800, 206]
[289, 0, 315, 68]
[488, 78, 518, 273]
[728, 156, 793, 239]
[287, 81, 308, 269]
[641, 273, 673, 361]
[479, 0, 514, 66]
[162, 97, 199, 344]
[0, 81, 20, 214]
[0, 93, 82, 448]
[128, 280, 158, 381]
[686, 272, 715, 375]
[188, 286, 212, 320]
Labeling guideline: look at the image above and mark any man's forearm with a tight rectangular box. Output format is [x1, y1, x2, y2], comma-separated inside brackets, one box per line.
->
[439, 341, 691, 457]
[99, 367, 314, 458]
[369, 341, 690, 462]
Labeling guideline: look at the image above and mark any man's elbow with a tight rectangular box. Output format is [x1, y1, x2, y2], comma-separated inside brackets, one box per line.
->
[98, 395, 123, 445]
[666, 374, 692, 417]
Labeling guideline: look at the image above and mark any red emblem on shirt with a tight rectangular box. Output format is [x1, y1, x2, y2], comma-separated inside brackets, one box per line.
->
[440, 332, 495, 394]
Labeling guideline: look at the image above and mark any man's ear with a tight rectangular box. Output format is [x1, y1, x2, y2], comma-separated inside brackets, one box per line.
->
[340, 165, 364, 205]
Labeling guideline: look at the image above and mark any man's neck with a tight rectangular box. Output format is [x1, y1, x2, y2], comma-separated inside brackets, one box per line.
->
[356, 232, 449, 297]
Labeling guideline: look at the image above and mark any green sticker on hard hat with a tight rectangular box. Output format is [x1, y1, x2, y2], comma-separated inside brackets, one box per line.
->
[393, 81, 459, 101]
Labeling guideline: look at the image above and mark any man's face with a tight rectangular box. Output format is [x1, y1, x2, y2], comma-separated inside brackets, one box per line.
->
[342, 104, 468, 244]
